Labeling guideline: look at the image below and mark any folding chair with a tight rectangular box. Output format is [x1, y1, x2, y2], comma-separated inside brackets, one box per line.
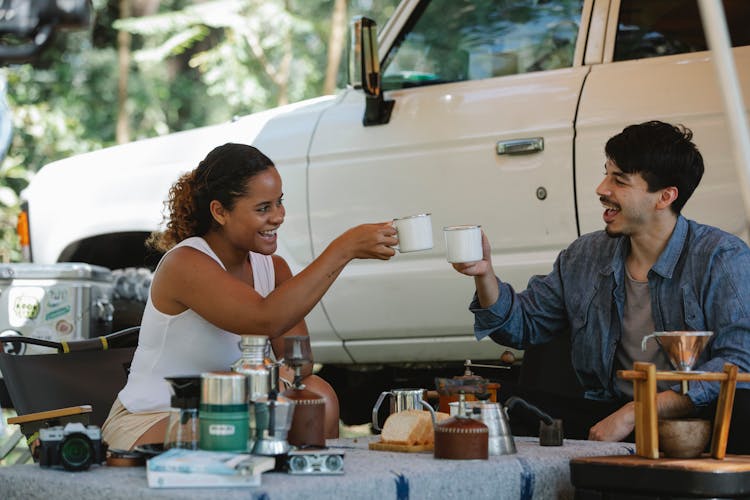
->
[0, 327, 139, 446]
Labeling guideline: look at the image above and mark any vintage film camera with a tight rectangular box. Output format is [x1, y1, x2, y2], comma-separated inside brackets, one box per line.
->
[38, 422, 107, 471]
[286, 448, 345, 475]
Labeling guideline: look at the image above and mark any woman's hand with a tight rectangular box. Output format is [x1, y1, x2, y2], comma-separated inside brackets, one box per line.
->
[334, 222, 397, 260]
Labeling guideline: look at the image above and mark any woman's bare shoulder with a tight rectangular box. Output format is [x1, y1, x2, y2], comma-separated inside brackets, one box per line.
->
[157, 245, 224, 282]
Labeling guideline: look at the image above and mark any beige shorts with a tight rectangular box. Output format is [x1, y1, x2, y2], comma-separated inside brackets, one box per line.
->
[101, 398, 169, 451]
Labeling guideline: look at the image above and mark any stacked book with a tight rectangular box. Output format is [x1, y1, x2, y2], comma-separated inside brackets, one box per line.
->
[147, 448, 276, 488]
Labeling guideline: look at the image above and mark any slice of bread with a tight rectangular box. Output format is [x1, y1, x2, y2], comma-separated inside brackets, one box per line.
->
[416, 411, 450, 445]
[380, 410, 451, 445]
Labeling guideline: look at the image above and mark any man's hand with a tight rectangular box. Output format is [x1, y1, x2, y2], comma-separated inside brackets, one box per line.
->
[451, 231, 493, 277]
[589, 390, 695, 442]
[451, 231, 501, 308]
[589, 401, 635, 441]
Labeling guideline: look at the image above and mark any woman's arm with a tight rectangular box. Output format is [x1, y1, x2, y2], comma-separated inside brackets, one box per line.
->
[153, 222, 396, 338]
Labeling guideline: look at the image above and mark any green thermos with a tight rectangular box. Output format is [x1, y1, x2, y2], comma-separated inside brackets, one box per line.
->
[199, 371, 248, 452]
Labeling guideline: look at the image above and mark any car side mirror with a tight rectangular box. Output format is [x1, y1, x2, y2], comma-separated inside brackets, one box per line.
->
[349, 15, 393, 126]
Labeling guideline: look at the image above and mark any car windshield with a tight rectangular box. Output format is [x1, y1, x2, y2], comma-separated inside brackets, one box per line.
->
[382, 0, 583, 91]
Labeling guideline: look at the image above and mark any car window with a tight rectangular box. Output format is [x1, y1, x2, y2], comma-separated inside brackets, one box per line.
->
[614, 0, 750, 62]
[381, 0, 584, 91]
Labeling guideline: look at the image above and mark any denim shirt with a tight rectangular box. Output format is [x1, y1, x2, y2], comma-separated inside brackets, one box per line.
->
[470, 216, 750, 407]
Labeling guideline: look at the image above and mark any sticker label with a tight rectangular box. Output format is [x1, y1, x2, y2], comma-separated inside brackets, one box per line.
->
[208, 424, 236, 436]
[45, 305, 71, 321]
[12, 295, 40, 320]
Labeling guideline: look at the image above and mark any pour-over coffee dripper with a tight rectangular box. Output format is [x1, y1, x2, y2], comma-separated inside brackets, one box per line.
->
[641, 331, 713, 372]
[641, 331, 713, 394]
[163, 375, 202, 450]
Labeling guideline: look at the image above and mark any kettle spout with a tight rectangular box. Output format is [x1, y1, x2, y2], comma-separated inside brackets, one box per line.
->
[504, 396, 554, 425]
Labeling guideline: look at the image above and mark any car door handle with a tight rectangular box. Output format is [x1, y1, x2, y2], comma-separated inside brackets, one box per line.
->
[496, 137, 544, 155]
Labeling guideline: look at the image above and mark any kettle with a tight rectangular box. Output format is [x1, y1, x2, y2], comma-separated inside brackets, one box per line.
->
[450, 400, 515, 455]
[449, 396, 563, 454]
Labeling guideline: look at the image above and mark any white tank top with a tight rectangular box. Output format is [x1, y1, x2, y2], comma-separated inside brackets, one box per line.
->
[118, 237, 275, 413]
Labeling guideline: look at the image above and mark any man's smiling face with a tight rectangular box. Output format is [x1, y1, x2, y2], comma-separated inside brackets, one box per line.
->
[595, 159, 663, 238]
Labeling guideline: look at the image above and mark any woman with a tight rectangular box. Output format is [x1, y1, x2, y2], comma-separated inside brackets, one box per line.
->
[102, 143, 397, 450]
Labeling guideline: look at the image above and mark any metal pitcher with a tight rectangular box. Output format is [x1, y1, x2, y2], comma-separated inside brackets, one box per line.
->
[371, 388, 436, 431]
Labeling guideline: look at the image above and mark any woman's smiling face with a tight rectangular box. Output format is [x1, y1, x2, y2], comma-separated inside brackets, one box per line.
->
[221, 166, 285, 255]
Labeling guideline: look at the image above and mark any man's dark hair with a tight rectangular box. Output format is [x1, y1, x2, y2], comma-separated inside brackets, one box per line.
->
[605, 121, 704, 214]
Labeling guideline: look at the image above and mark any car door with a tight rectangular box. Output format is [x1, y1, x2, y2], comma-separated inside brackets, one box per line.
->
[576, 0, 750, 238]
[307, 0, 591, 362]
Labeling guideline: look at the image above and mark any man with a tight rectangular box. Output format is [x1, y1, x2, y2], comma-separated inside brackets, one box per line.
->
[454, 121, 750, 445]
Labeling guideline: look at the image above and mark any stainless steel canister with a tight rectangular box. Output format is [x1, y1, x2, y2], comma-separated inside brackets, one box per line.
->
[200, 371, 247, 405]
[231, 335, 271, 401]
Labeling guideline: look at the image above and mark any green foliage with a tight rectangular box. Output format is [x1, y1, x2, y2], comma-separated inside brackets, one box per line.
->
[0, 0, 400, 261]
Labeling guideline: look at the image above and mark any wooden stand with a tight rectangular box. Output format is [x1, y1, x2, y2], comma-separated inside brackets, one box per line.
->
[618, 362, 750, 459]
[571, 363, 750, 498]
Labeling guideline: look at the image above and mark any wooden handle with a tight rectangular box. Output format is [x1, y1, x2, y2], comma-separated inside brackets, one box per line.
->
[7, 405, 92, 425]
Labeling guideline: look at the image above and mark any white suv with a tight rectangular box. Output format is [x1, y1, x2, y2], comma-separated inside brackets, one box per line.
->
[19, 0, 750, 383]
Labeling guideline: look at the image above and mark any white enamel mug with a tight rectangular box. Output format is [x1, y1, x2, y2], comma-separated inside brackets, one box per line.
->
[393, 213, 433, 253]
[444, 225, 483, 263]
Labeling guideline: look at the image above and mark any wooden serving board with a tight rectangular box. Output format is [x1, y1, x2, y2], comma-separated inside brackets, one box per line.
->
[368, 440, 433, 453]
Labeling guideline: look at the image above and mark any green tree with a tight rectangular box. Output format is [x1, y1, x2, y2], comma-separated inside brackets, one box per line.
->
[0, 0, 400, 261]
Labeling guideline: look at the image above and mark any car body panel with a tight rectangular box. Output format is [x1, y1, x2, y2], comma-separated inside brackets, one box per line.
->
[19, 0, 750, 365]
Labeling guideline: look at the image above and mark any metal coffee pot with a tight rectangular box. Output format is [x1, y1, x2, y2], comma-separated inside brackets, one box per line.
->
[449, 396, 563, 454]
[371, 388, 436, 431]
[449, 400, 515, 455]
[251, 392, 295, 456]
[250, 360, 296, 457]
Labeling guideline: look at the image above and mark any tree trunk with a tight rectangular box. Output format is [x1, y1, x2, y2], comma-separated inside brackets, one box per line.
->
[323, 0, 347, 95]
[116, 0, 132, 144]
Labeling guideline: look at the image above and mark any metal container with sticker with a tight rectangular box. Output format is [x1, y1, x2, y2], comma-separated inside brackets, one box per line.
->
[0, 263, 115, 356]
[199, 371, 249, 452]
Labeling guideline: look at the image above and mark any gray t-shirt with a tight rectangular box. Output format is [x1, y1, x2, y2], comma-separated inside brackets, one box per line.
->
[613, 270, 672, 398]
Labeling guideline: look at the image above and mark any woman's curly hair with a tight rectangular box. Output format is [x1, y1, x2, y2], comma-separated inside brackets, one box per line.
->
[148, 143, 274, 252]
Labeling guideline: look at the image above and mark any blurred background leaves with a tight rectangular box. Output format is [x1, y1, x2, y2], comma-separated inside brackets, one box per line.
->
[0, 0, 399, 261]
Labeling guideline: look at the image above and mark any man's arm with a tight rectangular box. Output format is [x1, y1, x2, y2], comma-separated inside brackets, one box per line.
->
[588, 389, 694, 441]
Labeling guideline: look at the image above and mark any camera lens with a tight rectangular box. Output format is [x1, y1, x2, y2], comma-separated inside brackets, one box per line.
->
[60, 434, 93, 471]
[289, 455, 308, 472]
[325, 454, 343, 472]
